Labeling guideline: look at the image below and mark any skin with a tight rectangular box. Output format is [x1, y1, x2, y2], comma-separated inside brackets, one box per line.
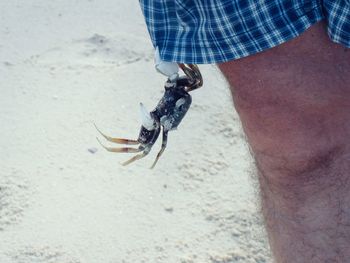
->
[218, 21, 350, 262]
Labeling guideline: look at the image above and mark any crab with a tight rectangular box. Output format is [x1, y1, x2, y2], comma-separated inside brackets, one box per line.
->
[95, 63, 203, 168]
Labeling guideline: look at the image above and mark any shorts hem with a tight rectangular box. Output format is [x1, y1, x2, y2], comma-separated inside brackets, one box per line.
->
[158, 6, 325, 64]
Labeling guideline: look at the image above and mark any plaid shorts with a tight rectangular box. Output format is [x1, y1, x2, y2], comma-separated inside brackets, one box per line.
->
[139, 0, 350, 64]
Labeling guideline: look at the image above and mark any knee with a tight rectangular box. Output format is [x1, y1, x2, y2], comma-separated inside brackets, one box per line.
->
[236, 100, 346, 177]
[220, 68, 350, 182]
[254, 143, 345, 183]
[242, 104, 347, 183]
[228, 85, 350, 184]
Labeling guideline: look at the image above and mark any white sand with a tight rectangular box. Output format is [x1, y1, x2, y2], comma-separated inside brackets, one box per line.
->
[0, 1, 272, 262]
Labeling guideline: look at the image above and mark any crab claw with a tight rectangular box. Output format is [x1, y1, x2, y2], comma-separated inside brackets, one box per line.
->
[155, 47, 179, 81]
[139, 103, 155, 131]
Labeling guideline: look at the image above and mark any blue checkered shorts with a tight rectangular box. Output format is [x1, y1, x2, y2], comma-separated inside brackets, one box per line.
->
[139, 0, 350, 64]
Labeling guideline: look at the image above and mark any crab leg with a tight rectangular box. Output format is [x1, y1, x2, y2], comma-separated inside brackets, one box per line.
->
[188, 64, 203, 87]
[94, 123, 139, 145]
[97, 137, 143, 153]
[122, 149, 150, 166]
[178, 64, 203, 92]
[150, 129, 168, 169]
[179, 63, 196, 80]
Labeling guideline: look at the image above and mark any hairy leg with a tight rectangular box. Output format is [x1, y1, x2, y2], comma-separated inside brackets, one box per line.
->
[219, 21, 350, 263]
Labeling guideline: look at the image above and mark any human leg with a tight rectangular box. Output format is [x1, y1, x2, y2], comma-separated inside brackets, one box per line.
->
[219, 21, 350, 262]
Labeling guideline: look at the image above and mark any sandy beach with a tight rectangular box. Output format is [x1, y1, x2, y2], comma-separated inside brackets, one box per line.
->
[1, 1, 272, 262]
